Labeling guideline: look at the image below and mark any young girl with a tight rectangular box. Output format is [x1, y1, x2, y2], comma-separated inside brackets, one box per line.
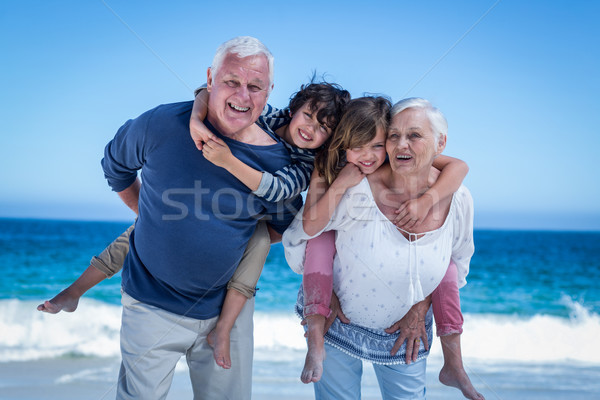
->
[296, 96, 483, 400]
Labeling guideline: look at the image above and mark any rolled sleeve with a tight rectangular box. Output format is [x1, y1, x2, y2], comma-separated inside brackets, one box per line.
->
[102, 109, 154, 192]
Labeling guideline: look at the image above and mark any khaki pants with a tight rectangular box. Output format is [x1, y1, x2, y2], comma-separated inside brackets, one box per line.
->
[117, 291, 254, 400]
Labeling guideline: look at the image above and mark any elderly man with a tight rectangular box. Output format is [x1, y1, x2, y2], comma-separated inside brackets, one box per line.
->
[101, 36, 301, 400]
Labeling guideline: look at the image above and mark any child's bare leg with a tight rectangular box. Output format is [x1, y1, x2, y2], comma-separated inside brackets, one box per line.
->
[439, 333, 485, 400]
[37, 265, 106, 313]
[301, 231, 336, 384]
[301, 314, 327, 384]
[207, 289, 247, 369]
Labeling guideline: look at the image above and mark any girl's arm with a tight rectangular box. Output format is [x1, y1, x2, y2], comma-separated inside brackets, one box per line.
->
[394, 154, 468, 229]
[302, 163, 364, 236]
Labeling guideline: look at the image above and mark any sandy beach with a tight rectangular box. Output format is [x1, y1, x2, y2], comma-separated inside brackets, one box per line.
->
[1, 356, 599, 400]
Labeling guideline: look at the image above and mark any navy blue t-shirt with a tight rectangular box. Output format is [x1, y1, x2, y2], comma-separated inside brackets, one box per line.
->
[102, 101, 302, 318]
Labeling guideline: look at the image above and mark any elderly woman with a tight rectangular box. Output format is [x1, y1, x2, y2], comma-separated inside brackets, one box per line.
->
[283, 98, 475, 399]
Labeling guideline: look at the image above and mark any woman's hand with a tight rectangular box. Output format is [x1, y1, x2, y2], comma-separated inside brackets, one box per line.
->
[385, 297, 431, 363]
[393, 195, 433, 231]
[324, 291, 350, 333]
[202, 137, 234, 168]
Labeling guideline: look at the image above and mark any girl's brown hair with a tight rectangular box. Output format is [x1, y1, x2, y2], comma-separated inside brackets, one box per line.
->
[314, 96, 391, 185]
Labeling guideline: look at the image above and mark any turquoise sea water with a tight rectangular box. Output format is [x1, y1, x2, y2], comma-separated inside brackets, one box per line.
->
[2, 218, 598, 317]
[1, 217, 600, 400]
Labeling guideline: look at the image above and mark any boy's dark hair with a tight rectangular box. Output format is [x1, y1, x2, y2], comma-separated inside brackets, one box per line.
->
[288, 78, 351, 137]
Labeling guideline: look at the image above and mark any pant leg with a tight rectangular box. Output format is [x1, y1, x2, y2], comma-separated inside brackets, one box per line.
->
[372, 358, 427, 400]
[227, 220, 271, 299]
[303, 230, 336, 318]
[431, 260, 464, 336]
[187, 297, 255, 400]
[117, 291, 201, 400]
[313, 342, 363, 400]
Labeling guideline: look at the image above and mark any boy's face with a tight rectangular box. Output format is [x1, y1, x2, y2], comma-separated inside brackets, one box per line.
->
[287, 103, 332, 149]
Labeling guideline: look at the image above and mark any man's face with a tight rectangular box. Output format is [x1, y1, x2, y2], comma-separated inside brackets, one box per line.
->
[206, 52, 272, 136]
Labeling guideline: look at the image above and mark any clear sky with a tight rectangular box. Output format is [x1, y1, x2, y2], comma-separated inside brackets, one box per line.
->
[1, 1, 598, 230]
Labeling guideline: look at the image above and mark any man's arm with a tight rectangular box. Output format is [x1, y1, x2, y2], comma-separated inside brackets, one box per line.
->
[118, 179, 141, 214]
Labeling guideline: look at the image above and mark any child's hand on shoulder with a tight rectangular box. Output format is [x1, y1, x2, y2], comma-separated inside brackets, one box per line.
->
[202, 137, 234, 168]
[190, 114, 215, 151]
[189, 89, 214, 150]
[331, 163, 365, 192]
[394, 195, 433, 230]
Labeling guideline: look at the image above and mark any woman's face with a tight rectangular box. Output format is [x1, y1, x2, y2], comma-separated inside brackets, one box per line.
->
[345, 126, 387, 175]
[386, 108, 445, 174]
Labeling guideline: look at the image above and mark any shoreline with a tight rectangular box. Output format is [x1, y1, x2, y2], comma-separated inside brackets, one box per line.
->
[1, 357, 598, 400]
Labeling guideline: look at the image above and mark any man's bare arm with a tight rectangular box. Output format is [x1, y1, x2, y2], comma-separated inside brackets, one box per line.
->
[118, 178, 141, 215]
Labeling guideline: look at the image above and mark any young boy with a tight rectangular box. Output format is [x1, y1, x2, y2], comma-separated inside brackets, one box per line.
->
[37, 80, 352, 370]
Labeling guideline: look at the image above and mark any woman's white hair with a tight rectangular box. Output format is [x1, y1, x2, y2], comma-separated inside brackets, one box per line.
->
[391, 98, 448, 142]
[211, 36, 274, 90]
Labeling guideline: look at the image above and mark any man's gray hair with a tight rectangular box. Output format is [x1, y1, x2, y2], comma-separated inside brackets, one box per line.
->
[391, 98, 448, 142]
[211, 36, 274, 89]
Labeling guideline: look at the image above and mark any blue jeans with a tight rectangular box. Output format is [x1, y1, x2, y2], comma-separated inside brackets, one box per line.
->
[314, 343, 427, 400]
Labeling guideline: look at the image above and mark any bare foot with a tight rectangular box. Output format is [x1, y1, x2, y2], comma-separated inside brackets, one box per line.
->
[37, 289, 80, 314]
[301, 332, 326, 384]
[207, 328, 231, 369]
[439, 365, 485, 400]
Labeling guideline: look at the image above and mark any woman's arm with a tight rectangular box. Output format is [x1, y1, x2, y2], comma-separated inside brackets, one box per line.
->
[394, 155, 468, 229]
[302, 164, 364, 236]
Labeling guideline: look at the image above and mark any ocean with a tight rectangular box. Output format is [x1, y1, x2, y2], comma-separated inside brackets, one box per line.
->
[1, 218, 599, 399]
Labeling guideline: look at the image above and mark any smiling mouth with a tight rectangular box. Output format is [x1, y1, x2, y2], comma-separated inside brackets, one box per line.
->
[360, 161, 375, 167]
[396, 155, 412, 160]
[298, 129, 312, 141]
[229, 103, 250, 112]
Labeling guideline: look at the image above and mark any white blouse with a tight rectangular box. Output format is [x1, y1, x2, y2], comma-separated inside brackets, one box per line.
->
[283, 178, 474, 330]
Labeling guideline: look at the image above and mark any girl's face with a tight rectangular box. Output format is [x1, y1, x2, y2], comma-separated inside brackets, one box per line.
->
[345, 126, 387, 175]
[287, 103, 332, 149]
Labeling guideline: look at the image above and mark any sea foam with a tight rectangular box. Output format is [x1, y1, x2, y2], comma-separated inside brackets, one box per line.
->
[2, 297, 598, 364]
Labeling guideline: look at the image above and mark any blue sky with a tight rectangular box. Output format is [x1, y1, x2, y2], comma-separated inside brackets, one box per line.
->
[1, 1, 598, 230]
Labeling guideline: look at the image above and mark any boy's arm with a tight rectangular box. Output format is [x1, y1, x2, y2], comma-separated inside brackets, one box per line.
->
[191, 89, 310, 202]
[203, 139, 315, 202]
[302, 163, 364, 236]
[394, 155, 469, 229]
[254, 146, 314, 202]
[202, 137, 263, 191]
[190, 88, 215, 151]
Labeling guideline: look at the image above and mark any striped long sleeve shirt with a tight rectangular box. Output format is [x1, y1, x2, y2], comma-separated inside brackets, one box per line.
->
[254, 104, 315, 202]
